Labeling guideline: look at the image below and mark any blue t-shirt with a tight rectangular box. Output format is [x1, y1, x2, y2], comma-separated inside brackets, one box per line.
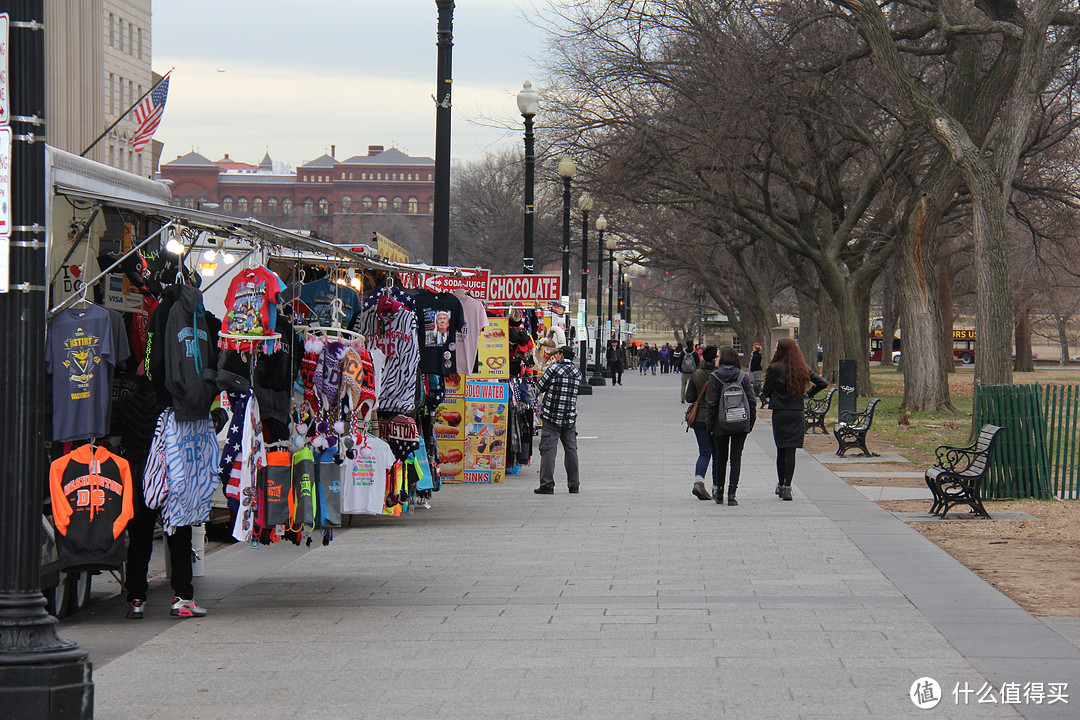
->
[46, 304, 116, 441]
[297, 278, 362, 328]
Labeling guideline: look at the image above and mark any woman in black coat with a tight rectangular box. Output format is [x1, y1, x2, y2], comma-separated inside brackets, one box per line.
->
[761, 338, 828, 501]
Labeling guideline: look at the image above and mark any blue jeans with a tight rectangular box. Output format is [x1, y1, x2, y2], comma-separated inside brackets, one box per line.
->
[691, 421, 714, 479]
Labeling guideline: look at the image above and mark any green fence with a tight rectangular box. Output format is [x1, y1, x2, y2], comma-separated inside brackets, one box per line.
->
[973, 384, 1080, 500]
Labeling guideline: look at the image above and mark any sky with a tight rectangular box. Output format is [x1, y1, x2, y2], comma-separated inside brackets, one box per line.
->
[152, 0, 547, 170]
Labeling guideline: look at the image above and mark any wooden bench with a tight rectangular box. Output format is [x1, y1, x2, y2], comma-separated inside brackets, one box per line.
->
[925, 424, 1003, 519]
[804, 387, 836, 435]
[833, 397, 880, 457]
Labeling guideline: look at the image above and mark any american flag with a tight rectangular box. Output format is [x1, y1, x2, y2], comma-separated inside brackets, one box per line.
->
[130, 76, 169, 152]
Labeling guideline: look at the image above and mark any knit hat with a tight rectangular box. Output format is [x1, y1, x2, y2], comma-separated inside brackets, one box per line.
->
[703, 346, 718, 362]
[556, 345, 575, 361]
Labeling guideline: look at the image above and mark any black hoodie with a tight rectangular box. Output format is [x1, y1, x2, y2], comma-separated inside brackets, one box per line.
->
[163, 284, 218, 421]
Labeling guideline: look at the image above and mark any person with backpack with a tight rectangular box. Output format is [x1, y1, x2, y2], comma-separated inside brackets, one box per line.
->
[704, 346, 757, 506]
[761, 338, 828, 501]
[678, 342, 698, 403]
[685, 346, 718, 500]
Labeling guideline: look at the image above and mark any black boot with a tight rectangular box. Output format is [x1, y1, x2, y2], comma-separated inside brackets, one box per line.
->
[712, 484, 724, 504]
[727, 478, 739, 506]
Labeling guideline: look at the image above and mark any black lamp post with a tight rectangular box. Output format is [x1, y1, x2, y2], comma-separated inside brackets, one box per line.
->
[578, 192, 596, 392]
[0, 1, 93, 714]
[517, 81, 539, 274]
[557, 156, 575, 295]
[432, 0, 455, 265]
[589, 214, 607, 386]
[604, 229, 616, 377]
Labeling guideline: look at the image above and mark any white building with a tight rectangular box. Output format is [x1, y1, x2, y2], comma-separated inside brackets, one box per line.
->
[44, 0, 159, 176]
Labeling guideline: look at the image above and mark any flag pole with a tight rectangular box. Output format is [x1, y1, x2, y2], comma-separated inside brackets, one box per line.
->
[79, 67, 173, 157]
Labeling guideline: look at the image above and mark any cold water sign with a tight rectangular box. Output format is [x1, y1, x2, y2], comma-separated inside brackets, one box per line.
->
[487, 274, 561, 305]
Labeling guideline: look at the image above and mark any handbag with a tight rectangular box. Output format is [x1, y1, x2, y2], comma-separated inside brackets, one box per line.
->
[684, 380, 709, 432]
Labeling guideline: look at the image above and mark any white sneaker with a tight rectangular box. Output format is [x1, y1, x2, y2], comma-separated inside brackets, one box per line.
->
[170, 597, 207, 618]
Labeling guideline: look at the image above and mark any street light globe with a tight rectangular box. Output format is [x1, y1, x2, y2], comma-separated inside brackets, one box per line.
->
[516, 81, 539, 117]
[557, 155, 577, 180]
[606, 235, 617, 251]
[578, 192, 594, 212]
[596, 214, 608, 232]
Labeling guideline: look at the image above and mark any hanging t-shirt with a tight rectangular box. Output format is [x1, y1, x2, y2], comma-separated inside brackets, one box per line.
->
[46, 304, 116, 442]
[298, 277, 363, 328]
[341, 436, 396, 516]
[412, 289, 465, 375]
[103, 307, 132, 429]
[50, 199, 105, 308]
[221, 266, 283, 339]
[455, 292, 489, 374]
[353, 288, 419, 413]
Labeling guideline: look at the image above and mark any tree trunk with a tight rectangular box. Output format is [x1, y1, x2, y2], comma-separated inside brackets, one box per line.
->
[879, 268, 899, 368]
[897, 194, 955, 412]
[795, 286, 822, 375]
[1058, 320, 1070, 366]
[935, 255, 956, 375]
[1014, 304, 1033, 373]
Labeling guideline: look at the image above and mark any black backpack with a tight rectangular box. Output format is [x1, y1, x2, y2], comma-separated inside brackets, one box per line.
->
[715, 374, 751, 434]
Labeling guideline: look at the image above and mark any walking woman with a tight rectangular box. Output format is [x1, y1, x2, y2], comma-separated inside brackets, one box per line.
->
[685, 346, 718, 501]
[704, 346, 756, 505]
[761, 338, 827, 500]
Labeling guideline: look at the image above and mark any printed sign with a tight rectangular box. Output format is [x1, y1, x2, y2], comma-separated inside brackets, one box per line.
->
[434, 373, 466, 483]
[487, 274, 561, 305]
[402, 269, 490, 300]
[0, 15, 8, 125]
[474, 317, 509, 380]
[463, 380, 510, 484]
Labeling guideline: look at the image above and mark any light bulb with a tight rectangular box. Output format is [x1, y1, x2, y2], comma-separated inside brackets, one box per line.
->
[222, 252, 236, 265]
[202, 249, 218, 261]
[165, 238, 184, 254]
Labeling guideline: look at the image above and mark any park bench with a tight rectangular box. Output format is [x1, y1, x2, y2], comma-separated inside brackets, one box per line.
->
[833, 397, 880, 457]
[804, 387, 836, 435]
[925, 424, 1003, 519]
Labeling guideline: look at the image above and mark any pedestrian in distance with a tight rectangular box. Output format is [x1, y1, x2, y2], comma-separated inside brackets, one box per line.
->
[749, 343, 764, 406]
[534, 345, 583, 494]
[761, 338, 828, 501]
[704, 346, 756, 505]
[639, 344, 649, 375]
[685, 345, 718, 501]
[671, 343, 685, 382]
[606, 340, 624, 385]
[678, 341, 698, 404]
[649, 344, 660, 375]
[659, 343, 672, 374]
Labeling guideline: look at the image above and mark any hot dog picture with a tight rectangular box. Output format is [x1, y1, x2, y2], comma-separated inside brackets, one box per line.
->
[437, 410, 462, 427]
[439, 448, 464, 464]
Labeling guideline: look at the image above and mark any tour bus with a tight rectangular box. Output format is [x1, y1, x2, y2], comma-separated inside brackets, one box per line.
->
[870, 328, 976, 364]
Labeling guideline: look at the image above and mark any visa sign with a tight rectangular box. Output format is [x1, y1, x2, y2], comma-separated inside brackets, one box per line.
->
[487, 274, 561, 304]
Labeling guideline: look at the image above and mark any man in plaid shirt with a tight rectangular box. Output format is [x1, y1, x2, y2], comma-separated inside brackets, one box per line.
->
[535, 345, 583, 494]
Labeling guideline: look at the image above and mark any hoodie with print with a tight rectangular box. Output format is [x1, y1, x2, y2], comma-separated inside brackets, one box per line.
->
[164, 284, 219, 421]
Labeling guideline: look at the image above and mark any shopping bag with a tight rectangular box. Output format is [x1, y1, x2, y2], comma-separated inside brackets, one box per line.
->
[263, 451, 293, 526]
[315, 448, 342, 528]
[290, 448, 316, 530]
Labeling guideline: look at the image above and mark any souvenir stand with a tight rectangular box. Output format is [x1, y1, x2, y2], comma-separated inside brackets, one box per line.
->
[41, 173, 426, 616]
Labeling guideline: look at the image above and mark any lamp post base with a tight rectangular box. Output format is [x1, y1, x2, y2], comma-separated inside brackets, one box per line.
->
[577, 384, 593, 395]
[588, 373, 607, 387]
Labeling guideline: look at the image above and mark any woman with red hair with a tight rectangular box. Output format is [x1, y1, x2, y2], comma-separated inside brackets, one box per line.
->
[761, 338, 828, 500]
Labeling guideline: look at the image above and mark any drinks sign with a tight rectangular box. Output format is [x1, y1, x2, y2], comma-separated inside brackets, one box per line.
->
[401, 269, 490, 300]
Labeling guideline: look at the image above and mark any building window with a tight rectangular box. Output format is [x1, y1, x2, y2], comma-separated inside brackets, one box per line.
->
[118, 19, 124, 52]
[237, 198, 249, 213]
[183, 196, 195, 209]
[377, 197, 388, 212]
[222, 197, 233, 212]
[362, 196, 372, 211]
[392, 197, 403, 212]
[282, 198, 293, 215]
[252, 198, 263, 214]
[304, 199, 314, 214]
[408, 197, 418, 214]
[108, 73, 114, 114]
[341, 196, 352, 212]
[391, 173, 397, 180]
[128, 23, 133, 55]
[428, 174, 433, 181]
[362, 173, 367, 180]
[349, 173, 353, 180]
[318, 198, 330, 214]
[341, 172, 345, 180]
[267, 198, 277, 215]
[137, 27, 142, 59]
[109, 14, 115, 45]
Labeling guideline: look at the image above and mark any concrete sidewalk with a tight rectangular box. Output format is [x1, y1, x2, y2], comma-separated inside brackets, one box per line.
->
[59, 371, 1080, 719]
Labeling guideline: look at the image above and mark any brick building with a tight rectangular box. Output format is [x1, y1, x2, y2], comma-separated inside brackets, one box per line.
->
[159, 145, 435, 247]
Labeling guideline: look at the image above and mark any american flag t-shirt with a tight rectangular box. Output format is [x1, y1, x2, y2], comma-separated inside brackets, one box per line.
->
[131, 76, 169, 152]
